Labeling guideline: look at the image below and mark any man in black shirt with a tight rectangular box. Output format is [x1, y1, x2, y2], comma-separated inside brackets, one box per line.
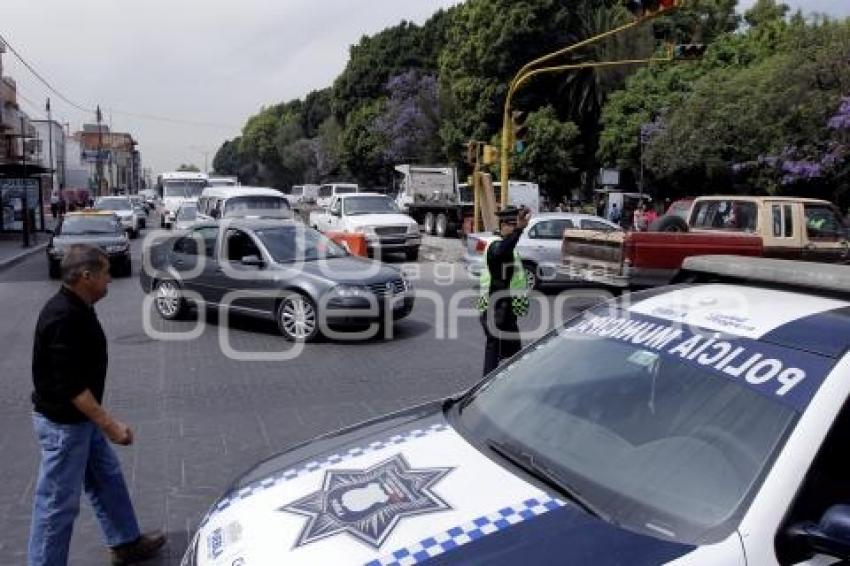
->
[29, 244, 165, 566]
[476, 207, 531, 376]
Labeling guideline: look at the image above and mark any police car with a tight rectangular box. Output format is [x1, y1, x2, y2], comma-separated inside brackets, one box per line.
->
[183, 256, 850, 566]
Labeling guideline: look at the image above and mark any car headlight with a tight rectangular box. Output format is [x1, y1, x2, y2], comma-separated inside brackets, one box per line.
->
[353, 226, 376, 236]
[106, 243, 129, 253]
[49, 246, 64, 257]
[407, 224, 420, 235]
[332, 285, 372, 298]
[401, 273, 413, 291]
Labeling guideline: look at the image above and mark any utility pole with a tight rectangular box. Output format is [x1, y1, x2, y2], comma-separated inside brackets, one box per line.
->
[20, 116, 30, 247]
[96, 105, 103, 199]
[46, 98, 56, 205]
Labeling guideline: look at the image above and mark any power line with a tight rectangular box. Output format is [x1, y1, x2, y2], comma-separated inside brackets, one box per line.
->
[0, 30, 94, 113]
[1, 30, 239, 132]
[109, 109, 238, 130]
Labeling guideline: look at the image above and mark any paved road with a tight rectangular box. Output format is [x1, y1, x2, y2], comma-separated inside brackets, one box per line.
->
[0, 226, 609, 564]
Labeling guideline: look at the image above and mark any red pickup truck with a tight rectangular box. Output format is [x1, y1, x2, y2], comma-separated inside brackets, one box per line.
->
[562, 196, 850, 288]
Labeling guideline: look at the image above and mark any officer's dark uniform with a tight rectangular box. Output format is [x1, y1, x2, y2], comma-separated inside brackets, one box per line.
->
[479, 208, 526, 376]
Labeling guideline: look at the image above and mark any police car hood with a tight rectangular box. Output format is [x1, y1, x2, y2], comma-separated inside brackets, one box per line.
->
[191, 404, 697, 565]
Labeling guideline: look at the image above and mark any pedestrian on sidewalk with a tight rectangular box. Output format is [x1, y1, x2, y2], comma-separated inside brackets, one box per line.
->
[29, 244, 165, 566]
[50, 188, 60, 220]
[476, 206, 531, 376]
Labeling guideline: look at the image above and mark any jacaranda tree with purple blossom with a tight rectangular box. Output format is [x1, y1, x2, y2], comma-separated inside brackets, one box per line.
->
[375, 70, 442, 166]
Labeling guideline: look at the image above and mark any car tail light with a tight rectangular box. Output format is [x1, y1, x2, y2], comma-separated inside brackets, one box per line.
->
[474, 238, 488, 254]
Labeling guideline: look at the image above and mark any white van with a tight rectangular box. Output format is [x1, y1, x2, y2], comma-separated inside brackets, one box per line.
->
[290, 184, 320, 207]
[197, 186, 293, 222]
[317, 183, 358, 209]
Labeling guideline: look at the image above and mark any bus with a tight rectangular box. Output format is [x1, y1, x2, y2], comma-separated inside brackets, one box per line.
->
[157, 171, 209, 228]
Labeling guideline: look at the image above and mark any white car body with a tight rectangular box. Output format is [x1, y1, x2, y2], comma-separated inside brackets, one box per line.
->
[309, 193, 420, 257]
[196, 186, 292, 222]
[461, 212, 621, 287]
[182, 257, 850, 566]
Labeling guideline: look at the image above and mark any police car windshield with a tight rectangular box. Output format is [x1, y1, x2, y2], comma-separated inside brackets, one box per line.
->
[458, 319, 800, 544]
[254, 226, 347, 262]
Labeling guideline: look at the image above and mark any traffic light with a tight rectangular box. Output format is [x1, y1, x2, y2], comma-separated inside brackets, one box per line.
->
[512, 110, 529, 154]
[625, 0, 680, 20]
[482, 145, 500, 165]
[673, 43, 707, 60]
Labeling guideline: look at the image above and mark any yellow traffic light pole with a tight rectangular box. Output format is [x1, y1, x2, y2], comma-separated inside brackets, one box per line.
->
[499, 4, 682, 210]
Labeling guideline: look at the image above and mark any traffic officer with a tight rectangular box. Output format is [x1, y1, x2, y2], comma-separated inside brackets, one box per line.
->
[477, 206, 531, 376]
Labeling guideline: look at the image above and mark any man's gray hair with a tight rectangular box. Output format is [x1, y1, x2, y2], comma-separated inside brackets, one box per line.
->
[61, 244, 108, 285]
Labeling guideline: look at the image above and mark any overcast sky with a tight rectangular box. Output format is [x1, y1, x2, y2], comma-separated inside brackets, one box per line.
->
[2, 0, 847, 176]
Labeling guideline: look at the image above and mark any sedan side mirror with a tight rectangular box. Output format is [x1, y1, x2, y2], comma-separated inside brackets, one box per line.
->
[240, 255, 265, 267]
[331, 209, 341, 217]
[787, 505, 850, 560]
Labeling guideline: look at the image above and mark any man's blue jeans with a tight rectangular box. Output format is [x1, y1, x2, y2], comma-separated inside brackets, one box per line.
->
[28, 412, 140, 566]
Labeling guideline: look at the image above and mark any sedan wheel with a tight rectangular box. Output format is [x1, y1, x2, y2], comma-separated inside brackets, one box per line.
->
[277, 293, 319, 342]
[155, 280, 187, 320]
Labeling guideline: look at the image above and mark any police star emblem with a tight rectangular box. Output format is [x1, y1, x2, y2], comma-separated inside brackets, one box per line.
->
[281, 453, 453, 549]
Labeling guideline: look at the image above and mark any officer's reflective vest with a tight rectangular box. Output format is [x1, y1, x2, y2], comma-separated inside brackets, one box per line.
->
[476, 240, 530, 317]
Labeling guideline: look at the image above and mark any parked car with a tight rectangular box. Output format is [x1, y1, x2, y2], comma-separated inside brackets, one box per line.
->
[310, 193, 421, 261]
[173, 201, 199, 231]
[140, 219, 414, 342]
[94, 196, 143, 238]
[181, 256, 850, 566]
[563, 196, 850, 288]
[463, 213, 621, 289]
[47, 211, 131, 278]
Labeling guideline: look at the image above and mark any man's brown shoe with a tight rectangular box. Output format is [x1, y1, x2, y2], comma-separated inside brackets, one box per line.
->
[110, 531, 166, 565]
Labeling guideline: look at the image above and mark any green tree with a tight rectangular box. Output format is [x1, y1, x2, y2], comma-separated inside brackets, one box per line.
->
[176, 163, 200, 172]
[744, 0, 790, 28]
[340, 99, 389, 186]
[212, 138, 243, 177]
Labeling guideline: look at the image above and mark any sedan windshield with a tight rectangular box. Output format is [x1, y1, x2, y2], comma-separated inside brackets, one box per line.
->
[344, 196, 399, 215]
[58, 216, 122, 235]
[255, 226, 347, 262]
[458, 318, 800, 544]
[177, 205, 198, 220]
[163, 180, 207, 198]
[224, 196, 290, 216]
[96, 198, 132, 211]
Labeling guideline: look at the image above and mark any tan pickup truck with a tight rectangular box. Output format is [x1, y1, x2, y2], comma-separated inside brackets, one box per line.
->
[562, 196, 850, 288]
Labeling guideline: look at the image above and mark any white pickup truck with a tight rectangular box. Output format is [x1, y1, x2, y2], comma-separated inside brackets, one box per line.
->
[309, 193, 422, 260]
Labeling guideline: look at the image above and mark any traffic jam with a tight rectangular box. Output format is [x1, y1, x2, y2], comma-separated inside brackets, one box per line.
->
[10, 0, 850, 564]
[76, 169, 845, 566]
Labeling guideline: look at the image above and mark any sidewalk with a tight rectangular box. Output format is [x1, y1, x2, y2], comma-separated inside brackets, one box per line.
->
[0, 216, 57, 272]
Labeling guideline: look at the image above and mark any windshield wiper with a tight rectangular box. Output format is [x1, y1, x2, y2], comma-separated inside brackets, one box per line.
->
[486, 440, 605, 521]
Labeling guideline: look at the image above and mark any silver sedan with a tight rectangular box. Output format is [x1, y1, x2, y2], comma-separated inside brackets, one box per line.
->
[461, 212, 622, 290]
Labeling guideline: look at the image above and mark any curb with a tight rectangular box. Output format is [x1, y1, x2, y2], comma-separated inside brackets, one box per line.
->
[0, 242, 47, 273]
